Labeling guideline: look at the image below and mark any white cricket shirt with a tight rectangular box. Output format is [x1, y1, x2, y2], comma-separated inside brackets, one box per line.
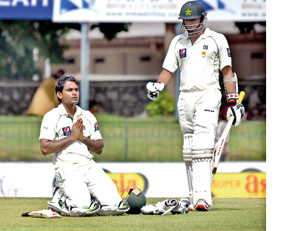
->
[39, 104, 102, 169]
[163, 28, 232, 91]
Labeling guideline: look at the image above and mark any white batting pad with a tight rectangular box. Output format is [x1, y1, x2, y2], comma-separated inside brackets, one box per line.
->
[192, 158, 212, 206]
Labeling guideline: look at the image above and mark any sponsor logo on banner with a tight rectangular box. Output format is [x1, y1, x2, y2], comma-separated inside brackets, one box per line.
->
[198, 0, 235, 14]
[107, 173, 149, 195]
[212, 172, 266, 198]
[59, 0, 98, 15]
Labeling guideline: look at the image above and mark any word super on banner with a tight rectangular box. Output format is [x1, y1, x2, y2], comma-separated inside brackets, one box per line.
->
[212, 172, 266, 198]
[52, 0, 266, 23]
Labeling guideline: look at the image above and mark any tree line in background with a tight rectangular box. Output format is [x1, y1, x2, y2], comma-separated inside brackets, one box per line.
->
[0, 21, 128, 80]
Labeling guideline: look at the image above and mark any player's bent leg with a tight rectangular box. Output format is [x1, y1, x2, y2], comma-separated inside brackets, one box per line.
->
[191, 132, 214, 211]
[53, 167, 96, 217]
[48, 186, 101, 217]
[85, 161, 129, 216]
[48, 186, 70, 215]
[88, 161, 123, 206]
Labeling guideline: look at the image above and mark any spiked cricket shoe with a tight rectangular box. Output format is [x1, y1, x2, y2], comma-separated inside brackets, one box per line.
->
[114, 201, 130, 215]
[195, 199, 211, 211]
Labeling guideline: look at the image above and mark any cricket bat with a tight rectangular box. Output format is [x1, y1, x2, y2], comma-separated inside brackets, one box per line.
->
[22, 209, 62, 218]
[212, 91, 245, 174]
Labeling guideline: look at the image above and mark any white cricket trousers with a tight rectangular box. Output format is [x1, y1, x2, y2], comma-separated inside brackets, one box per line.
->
[178, 89, 221, 206]
[55, 159, 121, 209]
[177, 89, 221, 141]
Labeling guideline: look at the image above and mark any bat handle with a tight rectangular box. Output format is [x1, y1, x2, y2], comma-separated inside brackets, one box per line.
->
[238, 91, 245, 104]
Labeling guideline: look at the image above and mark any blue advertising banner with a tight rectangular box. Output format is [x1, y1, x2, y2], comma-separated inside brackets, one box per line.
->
[0, 0, 53, 19]
[53, 0, 266, 23]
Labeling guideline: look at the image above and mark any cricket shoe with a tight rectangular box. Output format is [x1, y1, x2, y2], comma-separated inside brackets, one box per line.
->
[69, 201, 101, 217]
[195, 199, 211, 211]
[48, 199, 69, 215]
[48, 186, 68, 215]
[114, 201, 130, 216]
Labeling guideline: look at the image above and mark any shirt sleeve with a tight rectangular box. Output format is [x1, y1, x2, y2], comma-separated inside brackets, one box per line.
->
[86, 112, 102, 140]
[39, 111, 57, 140]
[162, 36, 180, 73]
[218, 34, 232, 71]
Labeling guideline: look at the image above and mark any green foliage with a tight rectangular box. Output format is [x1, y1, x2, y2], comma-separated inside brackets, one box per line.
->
[93, 23, 129, 40]
[0, 21, 130, 79]
[0, 21, 79, 80]
[145, 91, 176, 116]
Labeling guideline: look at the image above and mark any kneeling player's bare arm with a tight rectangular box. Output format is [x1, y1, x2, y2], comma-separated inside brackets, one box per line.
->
[40, 136, 77, 156]
[79, 137, 104, 155]
[40, 119, 84, 155]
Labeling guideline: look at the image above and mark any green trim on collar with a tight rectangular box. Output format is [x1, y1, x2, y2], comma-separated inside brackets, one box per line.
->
[67, 114, 73, 122]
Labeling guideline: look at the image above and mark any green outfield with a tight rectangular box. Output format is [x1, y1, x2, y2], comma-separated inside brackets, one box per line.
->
[0, 197, 265, 231]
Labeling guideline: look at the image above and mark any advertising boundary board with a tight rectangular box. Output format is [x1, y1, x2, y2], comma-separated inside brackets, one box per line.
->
[0, 0, 266, 22]
[0, 162, 266, 198]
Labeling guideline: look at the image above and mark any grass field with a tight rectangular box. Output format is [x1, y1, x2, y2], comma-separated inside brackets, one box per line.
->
[0, 197, 265, 231]
[0, 114, 266, 162]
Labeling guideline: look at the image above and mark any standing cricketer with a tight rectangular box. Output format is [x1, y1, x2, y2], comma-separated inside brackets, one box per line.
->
[39, 75, 129, 216]
[146, 1, 245, 211]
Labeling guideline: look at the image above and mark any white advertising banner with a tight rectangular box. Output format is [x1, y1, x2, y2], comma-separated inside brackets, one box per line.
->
[52, 0, 266, 23]
[0, 162, 266, 198]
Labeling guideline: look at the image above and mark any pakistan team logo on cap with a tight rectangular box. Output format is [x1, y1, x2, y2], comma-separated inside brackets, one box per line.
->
[185, 8, 192, 16]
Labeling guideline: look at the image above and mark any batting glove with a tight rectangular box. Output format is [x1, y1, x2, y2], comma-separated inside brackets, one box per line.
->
[146, 82, 165, 100]
[171, 199, 191, 214]
[226, 92, 245, 126]
[227, 104, 245, 126]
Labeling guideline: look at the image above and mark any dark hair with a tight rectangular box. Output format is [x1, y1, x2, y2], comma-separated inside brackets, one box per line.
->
[55, 76, 80, 103]
[52, 69, 65, 79]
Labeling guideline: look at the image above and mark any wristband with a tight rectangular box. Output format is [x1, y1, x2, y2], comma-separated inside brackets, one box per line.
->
[226, 93, 238, 107]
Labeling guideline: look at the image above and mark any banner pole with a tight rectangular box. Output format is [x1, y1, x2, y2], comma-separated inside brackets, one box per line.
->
[80, 22, 90, 110]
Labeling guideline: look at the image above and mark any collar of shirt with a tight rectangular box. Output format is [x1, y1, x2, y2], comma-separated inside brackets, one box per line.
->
[180, 28, 212, 44]
[57, 103, 84, 118]
[194, 28, 212, 44]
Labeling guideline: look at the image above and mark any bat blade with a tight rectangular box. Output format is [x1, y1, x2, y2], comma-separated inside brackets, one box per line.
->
[212, 116, 234, 174]
[22, 210, 62, 218]
[212, 91, 245, 175]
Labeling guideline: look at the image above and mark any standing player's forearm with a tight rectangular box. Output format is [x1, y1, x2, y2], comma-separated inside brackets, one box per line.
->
[224, 81, 236, 93]
[80, 137, 104, 155]
[157, 69, 173, 85]
[222, 66, 237, 93]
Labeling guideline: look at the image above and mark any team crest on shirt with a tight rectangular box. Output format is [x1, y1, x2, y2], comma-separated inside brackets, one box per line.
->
[94, 122, 99, 132]
[203, 45, 208, 50]
[179, 48, 187, 58]
[227, 48, 231, 57]
[62, 126, 71, 136]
